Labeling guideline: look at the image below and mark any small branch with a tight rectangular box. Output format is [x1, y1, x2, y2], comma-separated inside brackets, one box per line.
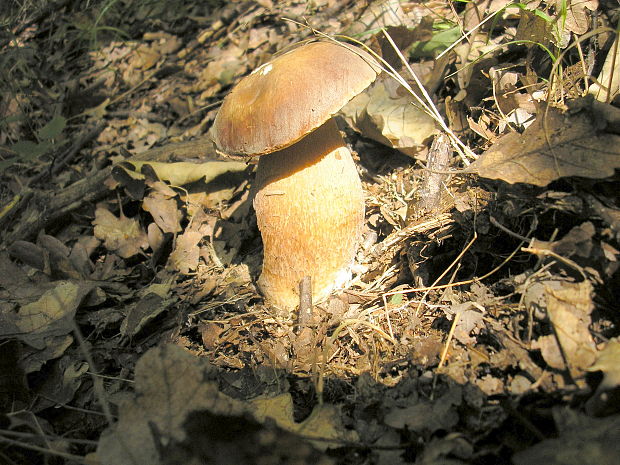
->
[296, 275, 313, 331]
[28, 123, 106, 185]
[414, 132, 452, 214]
[521, 246, 588, 281]
[489, 216, 530, 242]
[0, 435, 89, 464]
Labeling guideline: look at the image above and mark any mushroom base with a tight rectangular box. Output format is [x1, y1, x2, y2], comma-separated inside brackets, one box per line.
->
[253, 118, 365, 311]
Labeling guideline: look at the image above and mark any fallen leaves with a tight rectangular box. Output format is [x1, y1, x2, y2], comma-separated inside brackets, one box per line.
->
[518, 222, 609, 382]
[0, 279, 93, 372]
[468, 99, 620, 185]
[106, 156, 251, 274]
[342, 77, 439, 157]
[529, 279, 596, 380]
[587, 338, 620, 391]
[585, 338, 620, 415]
[563, 0, 598, 36]
[93, 207, 148, 258]
[120, 280, 176, 338]
[123, 160, 247, 186]
[250, 396, 358, 451]
[2, 114, 67, 172]
[96, 345, 344, 465]
[142, 181, 183, 234]
[443, 301, 486, 346]
[167, 230, 202, 274]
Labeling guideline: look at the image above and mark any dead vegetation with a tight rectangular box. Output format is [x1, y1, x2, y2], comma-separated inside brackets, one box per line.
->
[0, 0, 619, 464]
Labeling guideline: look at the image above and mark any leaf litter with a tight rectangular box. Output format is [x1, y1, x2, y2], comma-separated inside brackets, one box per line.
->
[0, 0, 619, 464]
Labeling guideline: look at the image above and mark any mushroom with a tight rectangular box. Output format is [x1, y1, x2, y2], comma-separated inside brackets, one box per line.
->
[210, 41, 380, 311]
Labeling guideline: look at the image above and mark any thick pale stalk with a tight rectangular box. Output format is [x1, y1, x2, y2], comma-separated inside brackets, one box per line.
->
[253, 118, 365, 311]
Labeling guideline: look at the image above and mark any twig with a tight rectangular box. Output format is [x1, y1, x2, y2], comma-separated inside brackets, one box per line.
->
[0, 435, 91, 464]
[438, 310, 460, 370]
[416, 133, 452, 212]
[370, 213, 454, 259]
[521, 246, 588, 281]
[0, 190, 33, 230]
[0, 429, 98, 446]
[29, 122, 106, 185]
[297, 275, 313, 330]
[489, 216, 530, 242]
[71, 321, 114, 426]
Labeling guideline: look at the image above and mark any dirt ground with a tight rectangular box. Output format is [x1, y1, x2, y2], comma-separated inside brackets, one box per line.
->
[1, 1, 619, 464]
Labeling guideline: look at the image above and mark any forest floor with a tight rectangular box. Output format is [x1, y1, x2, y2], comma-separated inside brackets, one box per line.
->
[1, 0, 619, 464]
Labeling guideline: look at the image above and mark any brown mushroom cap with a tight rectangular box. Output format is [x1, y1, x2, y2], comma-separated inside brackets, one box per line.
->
[210, 41, 380, 157]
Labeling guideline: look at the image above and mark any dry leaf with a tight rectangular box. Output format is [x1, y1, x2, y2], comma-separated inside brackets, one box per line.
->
[147, 222, 165, 253]
[143, 32, 182, 55]
[124, 160, 247, 186]
[248, 27, 270, 49]
[196, 46, 245, 92]
[93, 207, 149, 258]
[587, 338, 620, 391]
[477, 374, 504, 395]
[515, 9, 553, 48]
[200, 321, 226, 350]
[443, 302, 485, 346]
[33, 355, 89, 408]
[168, 230, 203, 274]
[529, 222, 595, 259]
[0, 280, 92, 352]
[585, 338, 620, 415]
[416, 435, 473, 464]
[563, 0, 598, 35]
[7, 240, 46, 272]
[120, 291, 175, 338]
[342, 78, 438, 156]
[97, 345, 241, 465]
[142, 191, 182, 234]
[21, 335, 73, 374]
[126, 118, 167, 154]
[97, 345, 341, 465]
[132, 43, 161, 70]
[468, 101, 620, 185]
[345, 0, 415, 37]
[529, 280, 596, 379]
[250, 395, 357, 451]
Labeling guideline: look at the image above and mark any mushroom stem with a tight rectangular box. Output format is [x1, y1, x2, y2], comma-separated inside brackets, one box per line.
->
[253, 118, 365, 311]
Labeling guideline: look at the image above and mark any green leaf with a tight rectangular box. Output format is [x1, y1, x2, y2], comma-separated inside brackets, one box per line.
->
[512, 3, 554, 23]
[11, 140, 51, 161]
[411, 26, 462, 58]
[37, 115, 66, 140]
[1, 113, 25, 125]
[389, 293, 404, 306]
[0, 159, 17, 172]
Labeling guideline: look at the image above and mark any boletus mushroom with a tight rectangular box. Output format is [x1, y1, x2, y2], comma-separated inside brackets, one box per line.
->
[210, 41, 380, 311]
